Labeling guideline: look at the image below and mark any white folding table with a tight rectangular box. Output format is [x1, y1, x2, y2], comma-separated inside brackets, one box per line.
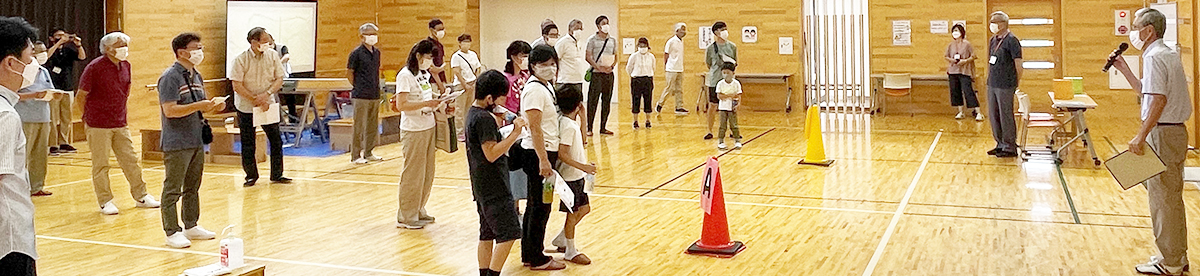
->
[1047, 92, 1100, 166]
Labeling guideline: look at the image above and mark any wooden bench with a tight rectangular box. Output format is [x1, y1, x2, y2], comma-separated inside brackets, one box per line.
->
[140, 124, 267, 165]
[329, 111, 402, 151]
[699, 73, 795, 112]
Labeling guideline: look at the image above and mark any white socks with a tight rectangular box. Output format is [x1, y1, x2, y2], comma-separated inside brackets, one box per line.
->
[564, 239, 579, 258]
[552, 230, 567, 247]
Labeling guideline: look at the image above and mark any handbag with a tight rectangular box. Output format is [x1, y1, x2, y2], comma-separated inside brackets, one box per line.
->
[183, 69, 214, 144]
[585, 37, 609, 82]
[434, 109, 458, 153]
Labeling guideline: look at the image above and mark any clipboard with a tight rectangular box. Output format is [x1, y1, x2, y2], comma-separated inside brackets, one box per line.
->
[1104, 146, 1167, 190]
[252, 103, 280, 126]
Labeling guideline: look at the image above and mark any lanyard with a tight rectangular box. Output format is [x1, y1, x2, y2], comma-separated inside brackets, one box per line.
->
[991, 33, 1008, 54]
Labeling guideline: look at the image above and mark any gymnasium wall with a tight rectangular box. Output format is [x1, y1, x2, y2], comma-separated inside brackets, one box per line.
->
[617, 0, 804, 110]
[315, 0, 479, 78]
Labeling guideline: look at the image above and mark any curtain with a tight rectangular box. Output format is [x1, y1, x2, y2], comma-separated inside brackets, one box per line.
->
[2, 0, 107, 83]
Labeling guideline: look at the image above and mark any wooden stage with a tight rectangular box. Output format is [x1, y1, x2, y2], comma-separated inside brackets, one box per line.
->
[31, 104, 1200, 275]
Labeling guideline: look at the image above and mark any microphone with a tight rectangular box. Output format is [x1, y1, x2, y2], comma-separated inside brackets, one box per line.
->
[1102, 43, 1130, 72]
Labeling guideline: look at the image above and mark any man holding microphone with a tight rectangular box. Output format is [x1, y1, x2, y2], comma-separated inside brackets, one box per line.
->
[1110, 8, 1192, 275]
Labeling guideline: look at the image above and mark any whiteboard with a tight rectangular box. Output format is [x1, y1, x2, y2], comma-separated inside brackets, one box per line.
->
[226, 1, 317, 76]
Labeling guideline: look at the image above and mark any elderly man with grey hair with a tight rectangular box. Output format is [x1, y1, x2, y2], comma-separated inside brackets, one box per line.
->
[78, 31, 161, 215]
[347, 23, 383, 164]
[658, 22, 688, 115]
[1111, 7, 1193, 275]
[984, 11, 1022, 158]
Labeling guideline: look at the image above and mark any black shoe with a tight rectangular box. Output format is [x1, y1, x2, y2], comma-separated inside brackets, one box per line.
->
[59, 144, 77, 153]
[49, 147, 60, 156]
[987, 148, 999, 156]
[600, 129, 614, 135]
[704, 133, 714, 140]
[656, 104, 663, 113]
[995, 150, 1019, 158]
[645, 121, 652, 128]
[633, 121, 640, 129]
[243, 179, 257, 187]
[270, 177, 293, 184]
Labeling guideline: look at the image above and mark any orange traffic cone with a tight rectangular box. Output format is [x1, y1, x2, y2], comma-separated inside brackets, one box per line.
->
[686, 157, 747, 258]
[798, 105, 834, 166]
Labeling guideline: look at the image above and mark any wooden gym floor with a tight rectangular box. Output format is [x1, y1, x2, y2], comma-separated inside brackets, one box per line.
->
[31, 104, 1200, 275]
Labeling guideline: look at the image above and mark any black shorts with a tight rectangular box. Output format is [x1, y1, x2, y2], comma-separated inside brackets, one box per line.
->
[558, 179, 591, 212]
[477, 199, 522, 242]
[708, 86, 719, 104]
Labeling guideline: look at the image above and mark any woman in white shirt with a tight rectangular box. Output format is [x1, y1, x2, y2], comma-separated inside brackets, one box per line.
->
[452, 33, 484, 139]
[625, 37, 655, 128]
[392, 40, 444, 230]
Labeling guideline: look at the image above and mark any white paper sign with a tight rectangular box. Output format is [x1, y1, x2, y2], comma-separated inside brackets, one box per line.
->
[930, 20, 949, 34]
[892, 20, 912, 46]
[778, 37, 794, 55]
[622, 37, 636, 55]
[253, 103, 280, 126]
[1114, 10, 1131, 36]
[741, 26, 758, 43]
[698, 26, 714, 49]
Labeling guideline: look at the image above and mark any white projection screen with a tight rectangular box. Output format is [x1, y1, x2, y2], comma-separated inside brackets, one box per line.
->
[226, 0, 317, 76]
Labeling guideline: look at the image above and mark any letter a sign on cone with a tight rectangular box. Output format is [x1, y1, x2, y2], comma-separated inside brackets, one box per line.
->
[687, 157, 746, 258]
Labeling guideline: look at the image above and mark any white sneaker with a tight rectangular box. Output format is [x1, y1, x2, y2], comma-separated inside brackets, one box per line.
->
[395, 221, 426, 229]
[366, 156, 384, 162]
[1136, 256, 1188, 275]
[975, 112, 984, 121]
[100, 201, 119, 215]
[734, 142, 743, 149]
[136, 195, 161, 208]
[717, 143, 727, 149]
[166, 232, 192, 248]
[353, 158, 368, 164]
[184, 226, 217, 240]
[954, 112, 965, 119]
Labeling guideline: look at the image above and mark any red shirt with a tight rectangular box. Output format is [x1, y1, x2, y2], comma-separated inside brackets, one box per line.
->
[79, 57, 131, 128]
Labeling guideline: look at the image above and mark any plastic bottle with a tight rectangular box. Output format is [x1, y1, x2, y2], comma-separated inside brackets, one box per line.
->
[219, 225, 244, 268]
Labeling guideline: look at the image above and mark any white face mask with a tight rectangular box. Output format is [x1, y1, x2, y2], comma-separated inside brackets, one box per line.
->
[113, 47, 129, 61]
[436, 30, 446, 39]
[637, 47, 648, 54]
[9, 57, 39, 89]
[187, 49, 204, 65]
[989, 23, 1000, 34]
[34, 52, 47, 64]
[546, 37, 558, 46]
[514, 57, 528, 70]
[952, 31, 962, 39]
[534, 64, 556, 81]
[719, 30, 730, 40]
[600, 24, 611, 34]
[364, 35, 378, 46]
[1130, 28, 1148, 50]
[258, 43, 271, 53]
[571, 29, 581, 37]
[419, 58, 433, 70]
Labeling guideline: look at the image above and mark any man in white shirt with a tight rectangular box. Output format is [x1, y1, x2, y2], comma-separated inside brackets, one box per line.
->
[1111, 8, 1193, 275]
[230, 27, 291, 187]
[452, 33, 483, 138]
[531, 18, 555, 47]
[0, 16, 39, 275]
[657, 22, 688, 115]
[555, 19, 589, 139]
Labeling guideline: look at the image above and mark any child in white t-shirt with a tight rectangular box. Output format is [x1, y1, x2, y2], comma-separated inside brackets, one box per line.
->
[548, 86, 597, 265]
[715, 62, 742, 149]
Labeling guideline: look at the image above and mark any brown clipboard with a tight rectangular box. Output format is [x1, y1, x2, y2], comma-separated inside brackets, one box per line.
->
[1103, 146, 1167, 190]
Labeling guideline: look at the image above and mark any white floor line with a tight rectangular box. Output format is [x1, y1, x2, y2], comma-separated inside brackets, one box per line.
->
[594, 193, 895, 215]
[860, 131, 942, 276]
[36, 235, 446, 276]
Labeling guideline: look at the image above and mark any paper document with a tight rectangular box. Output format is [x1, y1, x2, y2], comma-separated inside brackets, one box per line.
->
[438, 90, 464, 102]
[252, 103, 280, 126]
[498, 124, 531, 141]
[37, 89, 68, 101]
[1104, 147, 1167, 190]
[210, 96, 228, 104]
[553, 172, 574, 212]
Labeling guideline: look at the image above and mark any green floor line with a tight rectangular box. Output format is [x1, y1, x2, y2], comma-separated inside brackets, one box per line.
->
[1055, 163, 1082, 224]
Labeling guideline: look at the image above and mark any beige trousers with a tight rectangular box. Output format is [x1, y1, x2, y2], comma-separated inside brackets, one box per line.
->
[21, 122, 49, 192]
[658, 71, 684, 109]
[49, 96, 71, 145]
[397, 128, 436, 224]
[1146, 124, 1189, 267]
[87, 127, 148, 206]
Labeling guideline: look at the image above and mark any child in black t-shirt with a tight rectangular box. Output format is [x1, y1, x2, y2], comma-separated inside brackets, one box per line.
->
[466, 70, 528, 276]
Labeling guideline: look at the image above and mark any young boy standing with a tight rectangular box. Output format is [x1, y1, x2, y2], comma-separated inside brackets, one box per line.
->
[549, 87, 597, 265]
[466, 70, 528, 276]
[716, 62, 742, 149]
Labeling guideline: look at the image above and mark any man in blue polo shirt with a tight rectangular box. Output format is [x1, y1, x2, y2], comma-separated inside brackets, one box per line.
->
[986, 11, 1022, 158]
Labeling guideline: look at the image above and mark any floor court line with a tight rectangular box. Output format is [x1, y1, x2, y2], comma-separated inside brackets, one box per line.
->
[1055, 163, 1083, 224]
[861, 131, 941, 276]
[637, 128, 777, 197]
[36, 235, 445, 276]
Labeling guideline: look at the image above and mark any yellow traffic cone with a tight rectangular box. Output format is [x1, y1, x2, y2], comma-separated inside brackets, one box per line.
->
[798, 105, 834, 166]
